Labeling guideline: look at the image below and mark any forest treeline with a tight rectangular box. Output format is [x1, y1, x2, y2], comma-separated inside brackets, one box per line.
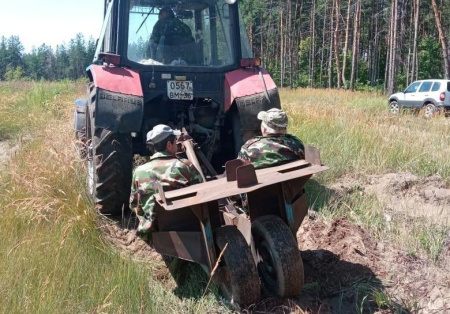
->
[0, 34, 95, 82]
[1, 0, 449, 92]
[241, 0, 450, 92]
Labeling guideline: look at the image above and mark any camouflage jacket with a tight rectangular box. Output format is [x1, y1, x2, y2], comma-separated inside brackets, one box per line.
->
[130, 151, 203, 233]
[150, 17, 193, 45]
[238, 134, 305, 169]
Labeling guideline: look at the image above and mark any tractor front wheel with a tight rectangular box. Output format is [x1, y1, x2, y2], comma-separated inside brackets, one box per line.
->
[252, 215, 304, 297]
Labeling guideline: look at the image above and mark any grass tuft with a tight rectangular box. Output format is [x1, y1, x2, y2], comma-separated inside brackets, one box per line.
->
[0, 81, 227, 313]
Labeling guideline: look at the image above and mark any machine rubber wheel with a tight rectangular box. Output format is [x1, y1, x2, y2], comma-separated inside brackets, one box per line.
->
[86, 84, 133, 216]
[252, 215, 304, 297]
[215, 226, 260, 306]
[422, 103, 436, 119]
[389, 100, 402, 115]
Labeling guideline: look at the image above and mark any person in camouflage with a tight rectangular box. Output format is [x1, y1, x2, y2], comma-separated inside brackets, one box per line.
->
[149, 6, 194, 62]
[130, 124, 203, 233]
[238, 108, 305, 169]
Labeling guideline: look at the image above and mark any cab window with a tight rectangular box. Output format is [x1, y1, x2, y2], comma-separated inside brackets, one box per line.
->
[127, 0, 235, 67]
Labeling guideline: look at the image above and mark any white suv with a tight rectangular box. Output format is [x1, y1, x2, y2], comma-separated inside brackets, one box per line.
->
[388, 79, 450, 118]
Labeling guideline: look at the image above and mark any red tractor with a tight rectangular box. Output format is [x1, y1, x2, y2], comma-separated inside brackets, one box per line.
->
[74, 0, 329, 306]
[74, 0, 281, 215]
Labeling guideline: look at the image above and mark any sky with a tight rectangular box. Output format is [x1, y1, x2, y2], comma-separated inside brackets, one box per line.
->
[0, 0, 104, 52]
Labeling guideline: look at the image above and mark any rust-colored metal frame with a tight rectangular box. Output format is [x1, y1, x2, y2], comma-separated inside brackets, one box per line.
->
[151, 146, 328, 273]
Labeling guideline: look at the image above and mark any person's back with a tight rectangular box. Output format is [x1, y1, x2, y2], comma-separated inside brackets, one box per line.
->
[238, 108, 305, 169]
[130, 125, 203, 233]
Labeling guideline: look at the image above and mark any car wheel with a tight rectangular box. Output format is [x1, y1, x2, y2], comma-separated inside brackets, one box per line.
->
[422, 103, 436, 119]
[389, 100, 402, 114]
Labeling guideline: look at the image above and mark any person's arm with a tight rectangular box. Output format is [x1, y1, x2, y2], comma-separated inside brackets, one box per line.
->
[176, 161, 204, 185]
[130, 172, 140, 210]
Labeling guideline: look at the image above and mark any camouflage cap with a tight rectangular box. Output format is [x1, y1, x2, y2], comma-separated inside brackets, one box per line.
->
[257, 108, 288, 129]
[146, 124, 181, 143]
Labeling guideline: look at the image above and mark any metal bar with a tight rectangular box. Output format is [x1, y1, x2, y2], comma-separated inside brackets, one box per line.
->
[195, 146, 217, 176]
[192, 204, 216, 272]
[155, 161, 328, 211]
[153, 231, 210, 265]
[182, 139, 207, 182]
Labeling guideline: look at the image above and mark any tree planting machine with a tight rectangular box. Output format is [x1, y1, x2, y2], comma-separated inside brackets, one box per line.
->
[74, 0, 328, 305]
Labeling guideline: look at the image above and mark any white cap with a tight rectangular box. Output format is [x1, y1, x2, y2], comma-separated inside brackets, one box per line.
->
[146, 124, 181, 143]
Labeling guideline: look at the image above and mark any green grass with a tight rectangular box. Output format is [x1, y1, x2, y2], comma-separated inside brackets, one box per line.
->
[0, 80, 79, 140]
[282, 88, 450, 185]
[1, 83, 448, 313]
[284, 88, 450, 264]
[0, 81, 228, 313]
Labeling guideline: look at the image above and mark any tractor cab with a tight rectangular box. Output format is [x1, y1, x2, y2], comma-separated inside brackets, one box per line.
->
[95, 0, 253, 69]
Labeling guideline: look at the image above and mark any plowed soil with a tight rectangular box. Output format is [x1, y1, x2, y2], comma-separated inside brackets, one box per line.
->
[102, 172, 450, 313]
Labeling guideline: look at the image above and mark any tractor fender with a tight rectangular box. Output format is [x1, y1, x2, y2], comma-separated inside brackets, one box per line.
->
[225, 68, 281, 139]
[74, 98, 87, 132]
[87, 65, 144, 133]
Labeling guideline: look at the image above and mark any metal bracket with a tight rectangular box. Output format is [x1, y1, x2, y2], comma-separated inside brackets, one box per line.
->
[236, 164, 258, 188]
[305, 146, 321, 165]
[225, 159, 245, 181]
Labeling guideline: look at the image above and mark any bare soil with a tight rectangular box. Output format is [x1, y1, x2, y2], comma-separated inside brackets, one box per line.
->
[101, 172, 450, 313]
[0, 140, 17, 168]
[331, 172, 450, 225]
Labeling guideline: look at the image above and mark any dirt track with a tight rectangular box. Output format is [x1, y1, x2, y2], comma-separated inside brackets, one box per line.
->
[100, 172, 450, 313]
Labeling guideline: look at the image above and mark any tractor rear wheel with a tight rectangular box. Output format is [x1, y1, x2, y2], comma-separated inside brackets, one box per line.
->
[215, 226, 260, 306]
[86, 84, 133, 216]
[252, 215, 304, 297]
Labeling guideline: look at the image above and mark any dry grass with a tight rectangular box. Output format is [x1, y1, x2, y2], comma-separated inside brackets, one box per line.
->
[1, 83, 448, 313]
[282, 88, 450, 263]
[282, 88, 450, 185]
[0, 80, 228, 313]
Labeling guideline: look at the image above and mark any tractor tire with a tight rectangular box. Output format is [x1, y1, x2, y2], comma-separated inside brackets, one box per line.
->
[252, 215, 304, 297]
[86, 84, 133, 216]
[215, 226, 260, 306]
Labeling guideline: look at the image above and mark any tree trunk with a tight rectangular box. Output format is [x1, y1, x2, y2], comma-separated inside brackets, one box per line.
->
[333, 0, 342, 88]
[319, 0, 329, 87]
[411, 0, 419, 82]
[342, 0, 352, 88]
[349, 0, 360, 90]
[280, 1, 284, 87]
[328, 0, 335, 88]
[309, 0, 316, 87]
[431, 0, 450, 78]
[387, 0, 398, 95]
